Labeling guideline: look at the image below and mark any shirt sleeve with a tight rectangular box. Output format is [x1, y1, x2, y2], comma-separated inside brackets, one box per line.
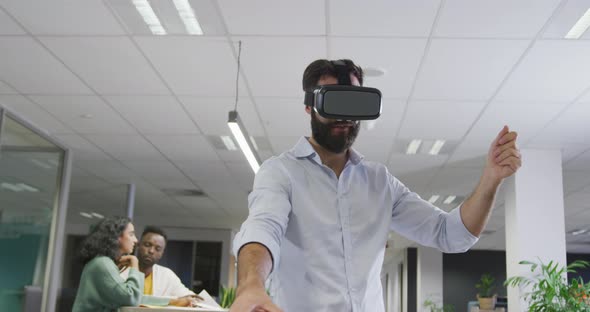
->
[389, 173, 478, 253]
[93, 257, 145, 307]
[166, 267, 195, 297]
[232, 157, 292, 273]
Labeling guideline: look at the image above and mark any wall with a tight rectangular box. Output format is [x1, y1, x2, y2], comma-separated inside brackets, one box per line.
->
[417, 246, 443, 311]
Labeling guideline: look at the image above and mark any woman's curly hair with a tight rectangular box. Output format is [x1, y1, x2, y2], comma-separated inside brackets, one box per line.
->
[79, 216, 131, 264]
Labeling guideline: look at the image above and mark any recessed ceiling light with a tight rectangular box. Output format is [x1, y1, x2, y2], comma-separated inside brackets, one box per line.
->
[173, 0, 203, 35]
[1, 182, 22, 192]
[364, 67, 386, 77]
[571, 228, 589, 236]
[429, 140, 445, 155]
[443, 195, 456, 204]
[565, 8, 590, 39]
[428, 195, 440, 204]
[17, 183, 39, 192]
[132, 0, 166, 35]
[30, 159, 52, 169]
[220, 135, 237, 151]
[91, 212, 104, 219]
[80, 212, 93, 218]
[406, 139, 422, 155]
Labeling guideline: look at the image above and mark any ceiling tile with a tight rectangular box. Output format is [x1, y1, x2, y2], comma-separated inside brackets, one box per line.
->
[235, 36, 326, 97]
[435, 0, 560, 38]
[413, 39, 529, 100]
[135, 37, 242, 96]
[0, 0, 126, 35]
[447, 142, 489, 168]
[330, 38, 427, 99]
[497, 40, 590, 102]
[362, 99, 406, 138]
[41, 37, 169, 95]
[176, 160, 244, 195]
[0, 95, 71, 134]
[0, 81, 17, 94]
[146, 134, 220, 162]
[429, 167, 482, 196]
[256, 97, 309, 137]
[329, 0, 440, 37]
[218, 0, 325, 35]
[120, 160, 187, 180]
[533, 101, 590, 144]
[180, 96, 265, 136]
[267, 136, 300, 156]
[0, 37, 90, 94]
[387, 154, 447, 176]
[53, 134, 112, 160]
[0, 6, 25, 34]
[74, 159, 140, 181]
[105, 96, 199, 134]
[353, 135, 394, 164]
[31, 95, 136, 134]
[84, 134, 164, 161]
[464, 101, 568, 146]
[399, 100, 485, 140]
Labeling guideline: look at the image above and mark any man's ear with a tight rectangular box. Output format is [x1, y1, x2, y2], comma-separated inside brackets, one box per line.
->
[305, 106, 312, 115]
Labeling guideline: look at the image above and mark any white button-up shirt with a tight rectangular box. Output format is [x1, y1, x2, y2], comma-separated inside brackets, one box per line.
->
[233, 137, 478, 312]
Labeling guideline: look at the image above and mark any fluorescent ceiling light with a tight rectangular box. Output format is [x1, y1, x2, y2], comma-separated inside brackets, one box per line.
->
[16, 183, 39, 192]
[571, 228, 588, 236]
[221, 135, 237, 151]
[173, 0, 203, 35]
[1, 182, 23, 192]
[250, 136, 259, 151]
[406, 139, 422, 155]
[228, 111, 261, 173]
[91, 212, 104, 219]
[132, 0, 167, 35]
[443, 195, 456, 205]
[565, 8, 590, 39]
[80, 212, 93, 218]
[429, 140, 445, 155]
[31, 159, 52, 169]
[428, 195, 440, 204]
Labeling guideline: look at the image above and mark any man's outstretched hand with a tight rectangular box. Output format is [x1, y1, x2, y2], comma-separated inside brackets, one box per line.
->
[485, 125, 522, 183]
[229, 286, 282, 312]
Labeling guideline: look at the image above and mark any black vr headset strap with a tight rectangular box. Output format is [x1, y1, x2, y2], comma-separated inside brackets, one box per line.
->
[331, 60, 352, 86]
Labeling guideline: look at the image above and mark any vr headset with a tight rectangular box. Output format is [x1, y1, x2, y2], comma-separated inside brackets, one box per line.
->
[304, 61, 382, 120]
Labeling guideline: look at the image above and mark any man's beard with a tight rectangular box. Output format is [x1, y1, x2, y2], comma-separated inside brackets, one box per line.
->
[311, 111, 360, 154]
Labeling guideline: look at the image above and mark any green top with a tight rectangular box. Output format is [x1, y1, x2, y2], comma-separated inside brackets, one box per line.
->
[72, 256, 171, 312]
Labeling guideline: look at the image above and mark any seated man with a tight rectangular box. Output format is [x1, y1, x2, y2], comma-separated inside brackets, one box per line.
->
[121, 226, 198, 307]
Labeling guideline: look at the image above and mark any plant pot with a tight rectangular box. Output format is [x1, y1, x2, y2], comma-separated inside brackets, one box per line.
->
[477, 295, 496, 310]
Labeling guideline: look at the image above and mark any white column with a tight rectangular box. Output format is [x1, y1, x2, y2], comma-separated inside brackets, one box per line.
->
[504, 149, 567, 312]
[417, 246, 443, 312]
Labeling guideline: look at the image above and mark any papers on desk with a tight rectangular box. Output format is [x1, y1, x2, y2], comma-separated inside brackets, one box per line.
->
[138, 290, 227, 311]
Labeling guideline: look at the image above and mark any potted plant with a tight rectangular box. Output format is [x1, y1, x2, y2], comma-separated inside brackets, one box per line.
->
[476, 273, 496, 310]
[219, 286, 236, 309]
[505, 259, 590, 311]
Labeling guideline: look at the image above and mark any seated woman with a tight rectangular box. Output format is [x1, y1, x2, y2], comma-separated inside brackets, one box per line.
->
[72, 216, 144, 312]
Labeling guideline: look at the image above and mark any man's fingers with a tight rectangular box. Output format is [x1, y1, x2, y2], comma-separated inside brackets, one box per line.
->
[497, 130, 517, 146]
[493, 140, 517, 157]
[492, 125, 509, 146]
[495, 148, 521, 164]
[498, 157, 522, 172]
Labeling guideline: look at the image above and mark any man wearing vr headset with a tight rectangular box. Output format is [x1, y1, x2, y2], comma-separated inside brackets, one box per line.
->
[231, 59, 521, 312]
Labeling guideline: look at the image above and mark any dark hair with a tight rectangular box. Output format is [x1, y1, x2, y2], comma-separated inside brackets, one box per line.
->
[141, 225, 167, 242]
[79, 216, 131, 264]
[302, 59, 364, 92]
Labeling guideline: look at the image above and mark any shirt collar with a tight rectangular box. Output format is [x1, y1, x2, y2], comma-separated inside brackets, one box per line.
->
[291, 136, 364, 165]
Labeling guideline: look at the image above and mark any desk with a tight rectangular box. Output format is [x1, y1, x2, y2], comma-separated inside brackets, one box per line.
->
[120, 307, 224, 312]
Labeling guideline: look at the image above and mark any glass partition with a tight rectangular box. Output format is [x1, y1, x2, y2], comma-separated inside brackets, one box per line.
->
[0, 107, 71, 312]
